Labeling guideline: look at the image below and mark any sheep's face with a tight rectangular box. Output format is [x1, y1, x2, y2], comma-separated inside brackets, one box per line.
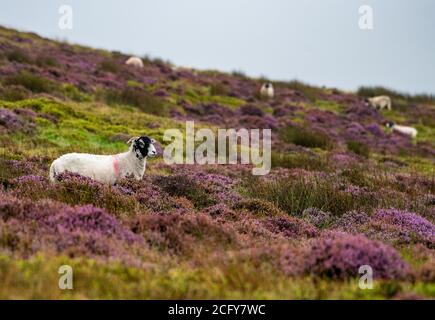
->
[385, 121, 395, 128]
[130, 136, 157, 158]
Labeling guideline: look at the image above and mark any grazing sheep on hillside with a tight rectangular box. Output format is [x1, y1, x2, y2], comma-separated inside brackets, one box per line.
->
[125, 56, 144, 68]
[260, 83, 274, 99]
[386, 121, 418, 138]
[365, 96, 392, 110]
[49, 136, 157, 185]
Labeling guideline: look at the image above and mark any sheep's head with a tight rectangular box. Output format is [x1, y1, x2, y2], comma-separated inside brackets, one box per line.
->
[127, 136, 157, 159]
[385, 121, 395, 128]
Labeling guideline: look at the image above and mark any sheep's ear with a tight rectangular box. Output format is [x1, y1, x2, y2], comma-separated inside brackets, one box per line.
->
[126, 137, 139, 145]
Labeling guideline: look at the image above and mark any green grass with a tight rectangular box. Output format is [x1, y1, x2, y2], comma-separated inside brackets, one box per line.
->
[314, 100, 343, 113]
[1, 97, 182, 158]
[169, 81, 246, 109]
[0, 254, 431, 299]
[279, 126, 334, 150]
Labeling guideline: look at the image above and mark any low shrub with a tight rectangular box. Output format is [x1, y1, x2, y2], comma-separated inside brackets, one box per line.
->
[8, 173, 138, 216]
[234, 198, 285, 217]
[0, 84, 31, 101]
[280, 126, 333, 149]
[299, 232, 410, 279]
[282, 80, 323, 101]
[0, 194, 142, 259]
[6, 48, 31, 63]
[4, 71, 58, 94]
[154, 174, 215, 209]
[105, 86, 168, 116]
[210, 83, 228, 96]
[264, 216, 318, 238]
[271, 152, 330, 171]
[244, 175, 371, 216]
[130, 211, 237, 254]
[98, 58, 120, 74]
[346, 140, 370, 158]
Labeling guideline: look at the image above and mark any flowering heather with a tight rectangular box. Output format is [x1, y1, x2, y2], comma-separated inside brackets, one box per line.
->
[301, 208, 332, 228]
[333, 210, 370, 233]
[373, 209, 435, 246]
[0, 107, 35, 133]
[9, 172, 138, 215]
[130, 211, 238, 254]
[234, 198, 285, 217]
[0, 194, 142, 260]
[263, 216, 318, 239]
[300, 232, 410, 280]
[202, 203, 235, 219]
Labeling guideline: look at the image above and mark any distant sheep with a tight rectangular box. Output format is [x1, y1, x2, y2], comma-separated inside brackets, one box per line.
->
[125, 56, 144, 68]
[260, 83, 274, 99]
[365, 96, 392, 110]
[386, 121, 418, 138]
[49, 136, 157, 185]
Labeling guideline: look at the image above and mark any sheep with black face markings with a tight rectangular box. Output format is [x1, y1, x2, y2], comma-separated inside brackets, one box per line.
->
[49, 136, 157, 185]
[385, 121, 418, 138]
[260, 83, 274, 99]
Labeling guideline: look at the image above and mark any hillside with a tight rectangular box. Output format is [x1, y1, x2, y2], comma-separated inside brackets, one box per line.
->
[0, 26, 434, 299]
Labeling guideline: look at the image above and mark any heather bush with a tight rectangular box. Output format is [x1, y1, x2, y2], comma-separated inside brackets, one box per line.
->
[373, 209, 435, 247]
[154, 174, 215, 209]
[4, 71, 58, 94]
[202, 204, 237, 221]
[239, 105, 264, 117]
[6, 48, 31, 63]
[104, 86, 168, 116]
[130, 211, 237, 254]
[280, 126, 333, 150]
[0, 194, 142, 259]
[154, 167, 241, 209]
[0, 159, 42, 185]
[8, 173, 138, 216]
[98, 58, 120, 74]
[234, 198, 285, 217]
[301, 208, 333, 228]
[35, 54, 59, 67]
[283, 80, 322, 101]
[264, 216, 318, 238]
[209, 83, 228, 96]
[333, 210, 370, 233]
[346, 140, 370, 158]
[0, 84, 31, 101]
[298, 232, 410, 280]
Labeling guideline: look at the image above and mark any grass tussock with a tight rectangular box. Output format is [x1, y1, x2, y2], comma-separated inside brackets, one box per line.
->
[280, 126, 334, 150]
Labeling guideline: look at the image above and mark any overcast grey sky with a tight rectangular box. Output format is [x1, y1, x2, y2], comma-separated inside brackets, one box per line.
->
[1, 0, 434, 94]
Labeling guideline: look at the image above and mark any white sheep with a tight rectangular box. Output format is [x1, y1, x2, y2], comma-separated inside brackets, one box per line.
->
[125, 56, 144, 68]
[386, 121, 418, 138]
[49, 136, 157, 185]
[365, 96, 392, 110]
[260, 83, 274, 99]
